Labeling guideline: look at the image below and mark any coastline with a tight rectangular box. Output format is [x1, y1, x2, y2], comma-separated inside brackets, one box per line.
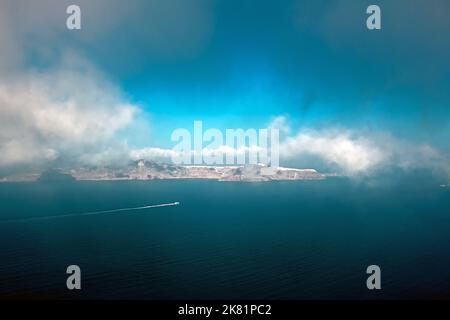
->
[0, 163, 329, 183]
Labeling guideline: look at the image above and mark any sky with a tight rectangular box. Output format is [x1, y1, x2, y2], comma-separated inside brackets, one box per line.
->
[0, 0, 449, 178]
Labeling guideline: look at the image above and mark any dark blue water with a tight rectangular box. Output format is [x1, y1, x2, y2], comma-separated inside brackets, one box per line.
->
[1, 178, 450, 299]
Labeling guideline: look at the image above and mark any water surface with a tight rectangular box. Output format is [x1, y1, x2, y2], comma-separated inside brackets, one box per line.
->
[0, 178, 449, 299]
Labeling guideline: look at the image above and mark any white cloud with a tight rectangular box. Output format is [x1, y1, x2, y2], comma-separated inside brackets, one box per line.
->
[266, 116, 394, 175]
[130, 147, 178, 162]
[0, 54, 141, 167]
[274, 118, 450, 178]
[0, 1, 150, 169]
[268, 115, 290, 135]
[279, 129, 387, 174]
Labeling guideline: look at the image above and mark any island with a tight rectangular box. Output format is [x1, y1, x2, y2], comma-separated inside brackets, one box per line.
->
[0, 160, 328, 183]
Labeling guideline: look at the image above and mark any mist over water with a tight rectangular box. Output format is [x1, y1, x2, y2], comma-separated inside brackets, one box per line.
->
[0, 176, 449, 299]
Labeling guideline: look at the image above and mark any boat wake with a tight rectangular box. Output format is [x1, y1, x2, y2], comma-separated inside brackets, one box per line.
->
[0, 202, 180, 224]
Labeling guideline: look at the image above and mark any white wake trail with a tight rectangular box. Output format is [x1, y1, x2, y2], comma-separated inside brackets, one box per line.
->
[0, 202, 180, 224]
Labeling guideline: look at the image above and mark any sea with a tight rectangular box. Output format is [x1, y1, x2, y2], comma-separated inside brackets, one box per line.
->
[1, 175, 450, 299]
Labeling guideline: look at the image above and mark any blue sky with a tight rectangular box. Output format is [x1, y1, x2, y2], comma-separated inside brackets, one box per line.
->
[0, 0, 449, 176]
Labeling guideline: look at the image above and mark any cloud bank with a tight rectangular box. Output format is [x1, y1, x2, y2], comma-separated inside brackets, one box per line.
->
[0, 1, 146, 170]
[0, 54, 140, 168]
